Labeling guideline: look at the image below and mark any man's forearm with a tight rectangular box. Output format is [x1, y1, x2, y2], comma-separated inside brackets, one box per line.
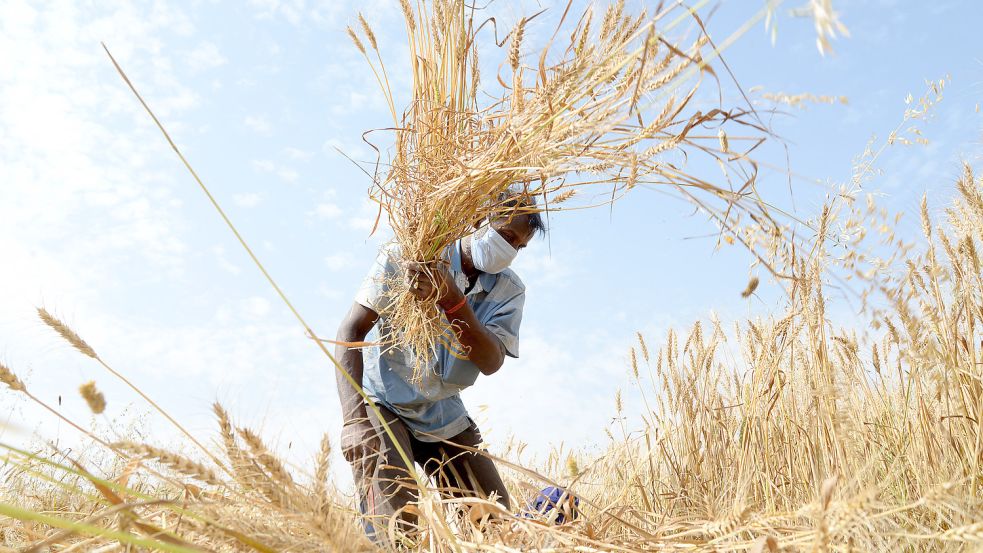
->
[444, 303, 505, 375]
[334, 303, 379, 424]
[335, 342, 368, 423]
[407, 262, 505, 374]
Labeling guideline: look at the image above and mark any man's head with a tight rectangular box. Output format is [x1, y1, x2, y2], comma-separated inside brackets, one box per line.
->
[467, 191, 546, 274]
[487, 192, 547, 252]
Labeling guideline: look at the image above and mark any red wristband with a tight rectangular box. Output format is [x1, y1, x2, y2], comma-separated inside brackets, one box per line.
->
[443, 296, 468, 315]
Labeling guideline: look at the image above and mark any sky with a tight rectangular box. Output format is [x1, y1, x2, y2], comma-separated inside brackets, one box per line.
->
[2, 0, 982, 492]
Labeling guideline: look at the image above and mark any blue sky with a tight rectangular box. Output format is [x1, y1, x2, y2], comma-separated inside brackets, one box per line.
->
[2, 0, 982, 489]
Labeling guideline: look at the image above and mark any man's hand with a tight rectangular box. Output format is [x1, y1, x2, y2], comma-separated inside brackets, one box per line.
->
[405, 261, 463, 309]
[405, 261, 505, 375]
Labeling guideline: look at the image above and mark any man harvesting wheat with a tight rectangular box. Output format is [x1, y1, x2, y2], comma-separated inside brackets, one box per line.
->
[334, 193, 545, 541]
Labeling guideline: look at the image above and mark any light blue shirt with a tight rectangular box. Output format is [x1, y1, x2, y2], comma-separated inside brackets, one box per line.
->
[354, 239, 525, 441]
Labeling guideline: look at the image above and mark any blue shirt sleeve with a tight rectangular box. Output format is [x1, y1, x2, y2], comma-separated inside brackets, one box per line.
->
[482, 289, 524, 358]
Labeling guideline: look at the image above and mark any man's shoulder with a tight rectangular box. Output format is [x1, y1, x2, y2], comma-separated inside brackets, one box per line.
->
[494, 268, 526, 293]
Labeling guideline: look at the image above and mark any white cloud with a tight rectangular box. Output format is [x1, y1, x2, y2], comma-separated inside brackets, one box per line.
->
[330, 90, 369, 116]
[244, 114, 271, 134]
[251, 159, 276, 172]
[235, 76, 258, 87]
[347, 199, 381, 231]
[250, 159, 298, 183]
[249, 0, 303, 25]
[322, 137, 368, 161]
[211, 245, 242, 275]
[9, 299, 346, 479]
[277, 167, 299, 183]
[324, 253, 354, 272]
[247, 0, 347, 28]
[316, 282, 343, 301]
[349, 216, 377, 231]
[186, 40, 226, 72]
[283, 147, 313, 160]
[233, 192, 262, 208]
[240, 296, 271, 319]
[313, 202, 342, 219]
[512, 245, 576, 289]
[0, 1, 200, 284]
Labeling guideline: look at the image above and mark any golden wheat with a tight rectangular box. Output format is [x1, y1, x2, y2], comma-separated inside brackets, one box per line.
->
[346, 0, 772, 382]
[0, 361, 26, 392]
[3, 3, 981, 552]
[37, 307, 97, 359]
[78, 381, 106, 415]
[113, 441, 221, 486]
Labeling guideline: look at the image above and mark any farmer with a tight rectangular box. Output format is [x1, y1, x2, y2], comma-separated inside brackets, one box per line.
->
[334, 194, 545, 541]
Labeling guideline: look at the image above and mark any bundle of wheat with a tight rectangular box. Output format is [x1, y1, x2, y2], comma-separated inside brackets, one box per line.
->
[349, 0, 771, 381]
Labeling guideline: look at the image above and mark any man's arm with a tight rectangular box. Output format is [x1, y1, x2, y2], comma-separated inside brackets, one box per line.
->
[334, 302, 379, 424]
[440, 296, 506, 375]
[406, 263, 506, 376]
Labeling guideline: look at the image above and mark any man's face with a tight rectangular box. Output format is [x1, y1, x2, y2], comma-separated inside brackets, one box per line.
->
[490, 214, 536, 252]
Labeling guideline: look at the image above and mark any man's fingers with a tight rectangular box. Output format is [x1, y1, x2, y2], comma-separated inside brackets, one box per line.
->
[407, 272, 425, 291]
[406, 263, 431, 276]
[407, 269, 430, 285]
[405, 266, 446, 302]
[407, 271, 432, 290]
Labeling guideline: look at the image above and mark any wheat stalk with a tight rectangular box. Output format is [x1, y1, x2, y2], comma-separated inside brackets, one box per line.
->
[37, 308, 97, 359]
[236, 426, 295, 488]
[114, 441, 222, 487]
[0, 361, 27, 392]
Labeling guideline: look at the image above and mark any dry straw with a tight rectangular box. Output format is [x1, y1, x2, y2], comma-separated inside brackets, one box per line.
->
[347, 0, 771, 381]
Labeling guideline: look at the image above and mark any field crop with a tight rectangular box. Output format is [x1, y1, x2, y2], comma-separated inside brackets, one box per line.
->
[2, 1, 980, 552]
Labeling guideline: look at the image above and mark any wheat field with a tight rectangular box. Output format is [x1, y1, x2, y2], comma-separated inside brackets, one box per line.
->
[3, 159, 983, 550]
[2, 1, 982, 552]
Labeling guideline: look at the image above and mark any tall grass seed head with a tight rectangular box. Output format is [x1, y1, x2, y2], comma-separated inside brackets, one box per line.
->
[79, 380, 106, 414]
[0, 361, 27, 392]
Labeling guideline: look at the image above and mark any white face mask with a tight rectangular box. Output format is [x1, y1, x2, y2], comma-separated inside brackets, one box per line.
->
[470, 222, 518, 274]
